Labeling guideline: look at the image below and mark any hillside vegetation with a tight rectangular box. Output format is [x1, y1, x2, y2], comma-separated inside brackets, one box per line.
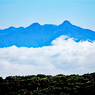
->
[0, 73, 95, 95]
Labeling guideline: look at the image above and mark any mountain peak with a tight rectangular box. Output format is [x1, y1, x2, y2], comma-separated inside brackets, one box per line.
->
[8, 26, 15, 29]
[63, 20, 71, 24]
[59, 20, 72, 27]
[62, 20, 72, 25]
[32, 22, 40, 26]
[27, 22, 41, 29]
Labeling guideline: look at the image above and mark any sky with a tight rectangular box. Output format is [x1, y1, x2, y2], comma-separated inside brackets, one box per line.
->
[0, 0, 95, 31]
[0, 0, 95, 78]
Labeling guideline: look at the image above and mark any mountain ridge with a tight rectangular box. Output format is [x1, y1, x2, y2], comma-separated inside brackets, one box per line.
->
[0, 20, 95, 48]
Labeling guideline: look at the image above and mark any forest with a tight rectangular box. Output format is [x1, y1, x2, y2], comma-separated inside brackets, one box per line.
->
[0, 72, 95, 95]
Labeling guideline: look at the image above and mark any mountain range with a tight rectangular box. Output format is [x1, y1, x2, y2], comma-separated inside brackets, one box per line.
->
[0, 20, 95, 48]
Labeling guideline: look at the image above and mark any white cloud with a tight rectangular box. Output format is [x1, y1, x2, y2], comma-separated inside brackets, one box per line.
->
[0, 35, 95, 78]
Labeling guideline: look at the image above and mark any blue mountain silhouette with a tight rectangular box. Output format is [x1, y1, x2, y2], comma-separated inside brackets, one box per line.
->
[0, 20, 95, 48]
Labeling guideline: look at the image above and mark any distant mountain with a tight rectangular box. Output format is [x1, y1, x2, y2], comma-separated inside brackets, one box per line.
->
[0, 20, 95, 48]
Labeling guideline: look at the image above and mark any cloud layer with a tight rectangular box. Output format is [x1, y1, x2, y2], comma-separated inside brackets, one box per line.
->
[0, 35, 95, 78]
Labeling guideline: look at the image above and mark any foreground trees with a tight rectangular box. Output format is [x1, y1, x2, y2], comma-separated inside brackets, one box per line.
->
[0, 73, 95, 95]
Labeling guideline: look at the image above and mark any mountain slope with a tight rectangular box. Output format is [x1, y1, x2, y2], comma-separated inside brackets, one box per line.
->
[0, 20, 95, 48]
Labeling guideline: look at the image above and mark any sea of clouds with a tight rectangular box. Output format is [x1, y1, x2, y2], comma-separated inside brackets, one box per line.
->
[0, 35, 95, 78]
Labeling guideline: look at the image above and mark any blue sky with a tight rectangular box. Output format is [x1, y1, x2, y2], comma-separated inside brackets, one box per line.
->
[0, 0, 95, 31]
